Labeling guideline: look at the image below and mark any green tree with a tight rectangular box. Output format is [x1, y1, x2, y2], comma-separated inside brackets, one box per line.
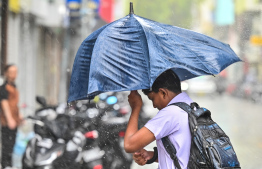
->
[131, 0, 199, 29]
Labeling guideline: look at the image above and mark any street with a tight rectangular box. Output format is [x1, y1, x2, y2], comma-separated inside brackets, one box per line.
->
[131, 93, 262, 169]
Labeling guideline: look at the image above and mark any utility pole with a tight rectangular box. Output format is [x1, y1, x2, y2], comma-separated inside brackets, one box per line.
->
[1, 0, 8, 75]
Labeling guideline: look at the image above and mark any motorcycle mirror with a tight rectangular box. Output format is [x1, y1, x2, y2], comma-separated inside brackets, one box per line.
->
[36, 96, 47, 107]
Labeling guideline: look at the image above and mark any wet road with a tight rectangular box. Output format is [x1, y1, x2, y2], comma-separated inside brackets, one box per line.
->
[131, 94, 262, 169]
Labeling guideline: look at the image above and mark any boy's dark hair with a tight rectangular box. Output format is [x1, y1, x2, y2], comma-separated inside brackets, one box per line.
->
[4, 64, 15, 73]
[142, 69, 181, 95]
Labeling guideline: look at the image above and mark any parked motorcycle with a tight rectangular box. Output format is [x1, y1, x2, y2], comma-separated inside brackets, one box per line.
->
[23, 91, 150, 169]
[22, 96, 103, 169]
[82, 91, 151, 169]
[69, 107, 104, 169]
[73, 92, 132, 169]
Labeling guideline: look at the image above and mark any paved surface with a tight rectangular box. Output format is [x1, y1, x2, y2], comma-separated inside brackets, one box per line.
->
[132, 94, 262, 169]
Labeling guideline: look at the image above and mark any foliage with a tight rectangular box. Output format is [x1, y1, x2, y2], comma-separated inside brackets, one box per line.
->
[131, 0, 202, 29]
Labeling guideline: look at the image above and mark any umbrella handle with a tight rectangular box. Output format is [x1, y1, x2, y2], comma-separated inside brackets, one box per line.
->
[129, 2, 134, 15]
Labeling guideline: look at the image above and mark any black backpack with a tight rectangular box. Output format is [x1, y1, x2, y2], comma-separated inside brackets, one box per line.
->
[161, 102, 241, 169]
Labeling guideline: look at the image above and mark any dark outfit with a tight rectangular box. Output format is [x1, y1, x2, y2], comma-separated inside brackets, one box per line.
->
[0, 81, 19, 168]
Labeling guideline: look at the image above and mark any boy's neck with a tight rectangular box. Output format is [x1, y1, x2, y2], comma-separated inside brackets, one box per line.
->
[165, 91, 181, 106]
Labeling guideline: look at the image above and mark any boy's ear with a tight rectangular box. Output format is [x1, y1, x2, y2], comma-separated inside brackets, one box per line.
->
[159, 88, 167, 99]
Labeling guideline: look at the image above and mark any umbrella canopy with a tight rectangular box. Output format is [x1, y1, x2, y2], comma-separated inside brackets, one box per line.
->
[68, 3, 241, 103]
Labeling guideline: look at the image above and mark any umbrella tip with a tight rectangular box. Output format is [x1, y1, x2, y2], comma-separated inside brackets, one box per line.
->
[129, 2, 134, 15]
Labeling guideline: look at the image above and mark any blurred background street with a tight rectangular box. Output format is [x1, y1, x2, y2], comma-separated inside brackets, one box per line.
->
[0, 0, 261, 169]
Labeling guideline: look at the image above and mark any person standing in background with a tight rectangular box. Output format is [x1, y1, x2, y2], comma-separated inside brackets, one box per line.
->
[0, 64, 23, 169]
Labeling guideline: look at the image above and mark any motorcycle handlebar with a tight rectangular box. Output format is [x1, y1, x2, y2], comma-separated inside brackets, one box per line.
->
[26, 116, 45, 127]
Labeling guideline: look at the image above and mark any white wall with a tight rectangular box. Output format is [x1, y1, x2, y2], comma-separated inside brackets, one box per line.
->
[7, 13, 37, 116]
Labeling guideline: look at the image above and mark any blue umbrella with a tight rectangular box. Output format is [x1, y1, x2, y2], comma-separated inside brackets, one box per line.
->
[68, 3, 241, 103]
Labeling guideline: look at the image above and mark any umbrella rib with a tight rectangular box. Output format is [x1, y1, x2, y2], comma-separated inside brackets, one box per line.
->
[108, 35, 141, 42]
[133, 15, 152, 86]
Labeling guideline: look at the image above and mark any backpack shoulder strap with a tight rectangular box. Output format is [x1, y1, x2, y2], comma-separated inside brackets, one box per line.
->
[168, 102, 193, 113]
[161, 136, 182, 169]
